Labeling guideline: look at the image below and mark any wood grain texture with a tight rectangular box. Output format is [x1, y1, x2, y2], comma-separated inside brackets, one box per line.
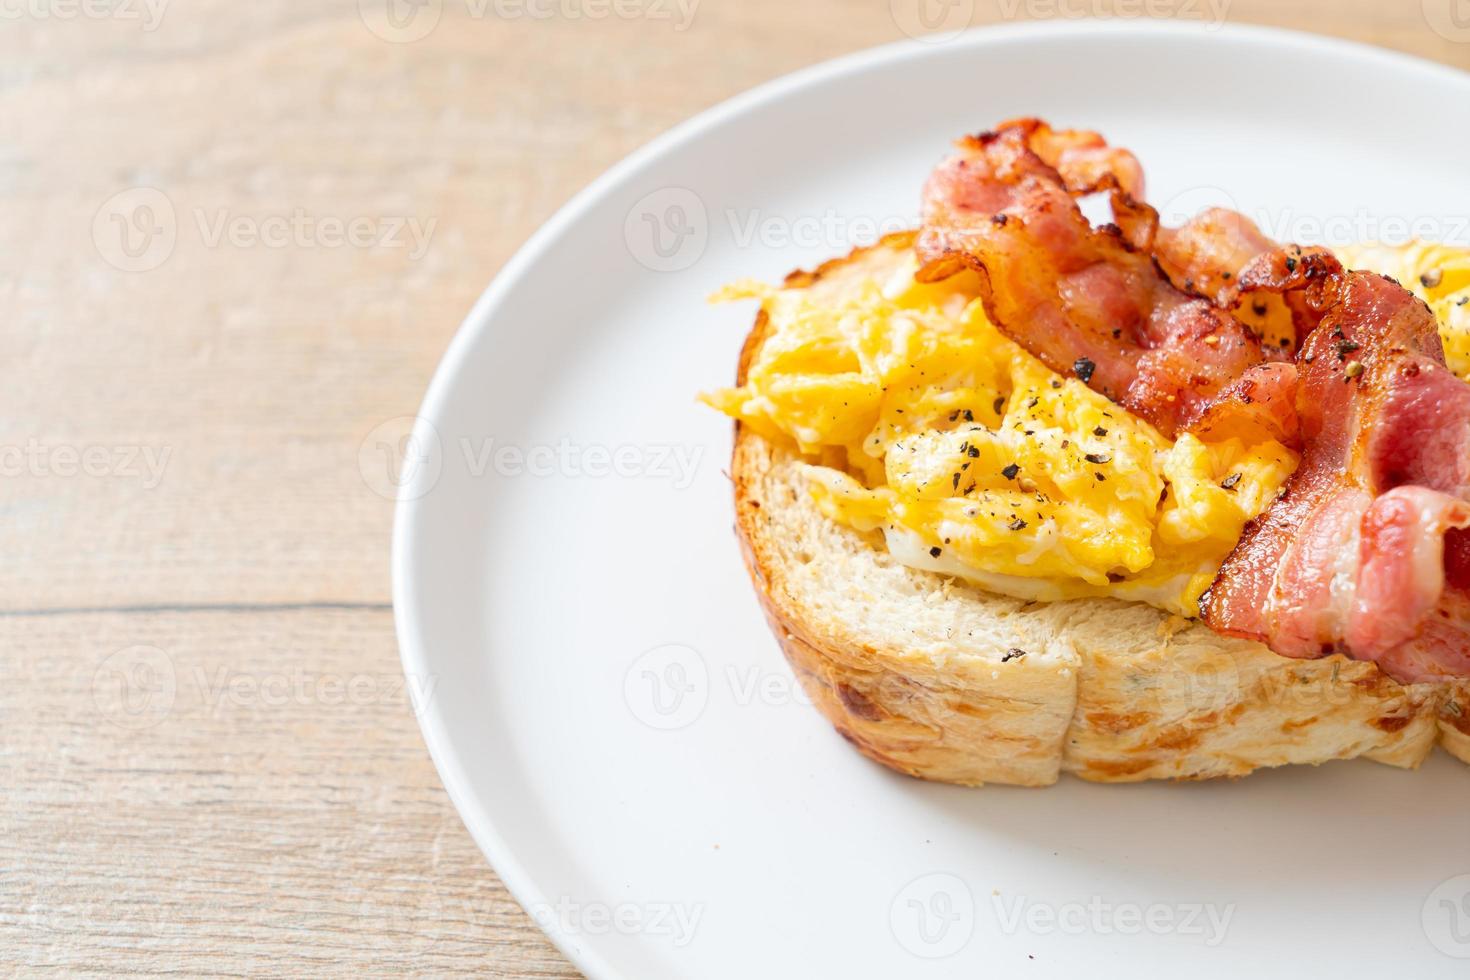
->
[1, 0, 1464, 974]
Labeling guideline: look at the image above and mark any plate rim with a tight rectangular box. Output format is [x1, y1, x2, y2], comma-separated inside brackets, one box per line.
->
[391, 20, 1470, 979]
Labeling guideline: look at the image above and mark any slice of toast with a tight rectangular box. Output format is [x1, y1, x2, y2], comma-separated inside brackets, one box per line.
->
[729, 238, 1470, 786]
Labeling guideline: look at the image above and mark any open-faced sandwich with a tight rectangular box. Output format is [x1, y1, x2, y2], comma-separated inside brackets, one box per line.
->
[703, 118, 1470, 786]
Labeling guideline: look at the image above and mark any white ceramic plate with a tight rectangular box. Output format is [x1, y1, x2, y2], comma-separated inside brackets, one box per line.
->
[394, 21, 1470, 979]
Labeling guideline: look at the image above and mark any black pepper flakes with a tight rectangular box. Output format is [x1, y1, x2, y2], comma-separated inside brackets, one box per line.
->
[966, 445, 980, 458]
[992, 213, 1009, 227]
[1002, 648, 1027, 662]
[1073, 357, 1096, 383]
[1002, 463, 1020, 479]
[1220, 472, 1243, 491]
[993, 396, 1006, 415]
[1008, 518, 1028, 531]
[1084, 452, 1112, 465]
[1093, 426, 1108, 437]
[929, 546, 943, 558]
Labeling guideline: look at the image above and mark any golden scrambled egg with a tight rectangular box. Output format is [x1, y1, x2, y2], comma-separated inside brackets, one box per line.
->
[704, 241, 1470, 618]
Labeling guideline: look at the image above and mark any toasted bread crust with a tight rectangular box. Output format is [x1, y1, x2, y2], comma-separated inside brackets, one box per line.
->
[729, 239, 1470, 786]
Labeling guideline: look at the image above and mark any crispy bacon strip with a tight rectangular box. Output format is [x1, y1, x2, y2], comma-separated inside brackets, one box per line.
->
[1151, 208, 1331, 354]
[1201, 265, 1470, 682]
[917, 117, 1470, 680]
[1022, 123, 1145, 199]
[1155, 207, 1277, 307]
[917, 119, 1279, 439]
[1186, 361, 1300, 448]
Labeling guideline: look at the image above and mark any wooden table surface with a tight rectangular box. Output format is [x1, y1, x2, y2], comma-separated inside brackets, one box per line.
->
[2, 0, 1465, 974]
